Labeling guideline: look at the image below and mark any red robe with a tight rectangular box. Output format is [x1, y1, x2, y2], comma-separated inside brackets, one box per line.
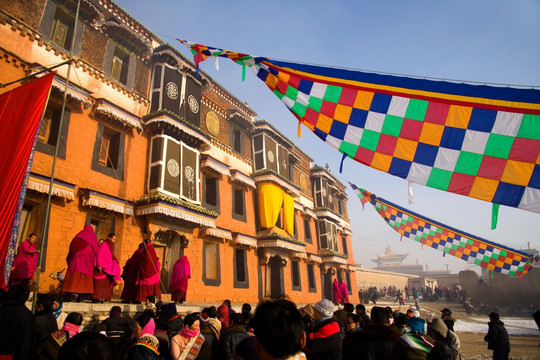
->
[120, 249, 142, 302]
[169, 256, 190, 301]
[9, 239, 38, 285]
[135, 243, 161, 302]
[62, 225, 98, 295]
[332, 279, 341, 305]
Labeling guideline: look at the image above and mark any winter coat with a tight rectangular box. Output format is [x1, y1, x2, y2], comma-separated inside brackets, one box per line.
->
[0, 302, 37, 360]
[220, 324, 250, 360]
[409, 317, 426, 333]
[95, 314, 132, 354]
[427, 318, 460, 360]
[34, 311, 59, 345]
[484, 319, 510, 354]
[306, 317, 342, 360]
[347, 323, 400, 360]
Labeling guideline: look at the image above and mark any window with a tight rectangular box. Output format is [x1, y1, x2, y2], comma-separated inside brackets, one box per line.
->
[230, 124, 243, 154]
[291, 260, 301, 291]
[202, 241, 221, 286]
[92, 124, 125, 180]
[98, 127, 121, 169]
[318, 219, 338, 251]
[203, 175, 220, 212]
[313, 177, 329, 208]
[342, 236, 348, 255]
[104, 41, 135, 90]
[307, 264, 316, 292]
[51, 9, 74, 50]
[233, 248, 249, 288]
[232, 187, 246, 222]
[111, 46, 130, 85]
[304, 218, 312, 244]
[36, 102, 70, 159]
[338, 198, 343, 215]
[346, 272, 352, 295]
[293, 211, 298, 240]
[39, 2, 82, 56]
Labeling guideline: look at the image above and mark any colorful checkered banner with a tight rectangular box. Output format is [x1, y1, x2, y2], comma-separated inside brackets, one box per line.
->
[179, 40, 540, 214]
[349, 182, 535, 276]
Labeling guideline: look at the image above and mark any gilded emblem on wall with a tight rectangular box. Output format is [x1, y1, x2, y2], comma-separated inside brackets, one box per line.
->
[206, 111, 220, 136]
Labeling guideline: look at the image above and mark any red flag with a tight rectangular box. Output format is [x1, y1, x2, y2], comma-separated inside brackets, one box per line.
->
[0, 73, 54, 288]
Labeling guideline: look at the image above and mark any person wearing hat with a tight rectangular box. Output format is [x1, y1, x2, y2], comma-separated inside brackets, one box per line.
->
[484, 312, 510, 360]
[409, 310, 426, 334]
[441, 308, 456, 332]
[305, 299, 341, 359]
[427, 318, 461, 360]
[157, 303, 183, 338]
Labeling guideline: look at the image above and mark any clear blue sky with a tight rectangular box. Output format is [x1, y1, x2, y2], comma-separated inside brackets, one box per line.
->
[114, 0, 540, 273]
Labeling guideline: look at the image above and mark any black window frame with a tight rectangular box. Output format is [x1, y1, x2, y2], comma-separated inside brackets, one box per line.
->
[342, 236, 349, 256]
[38, 1, 83, 56]
[232, 186, 247, 222]
[307, 263, 317, 293]
[291, 260, 302, 291]
[202, 173, 220, 213]
[233, 247, 249, 289]
[229, 123, 244, 155]
[91, 123, 125, 180]
[304, 218, 312, 244]
[36, 101, 70, 160]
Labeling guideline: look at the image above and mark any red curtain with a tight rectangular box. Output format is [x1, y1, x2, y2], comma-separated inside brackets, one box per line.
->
[0, 73, 54, 288]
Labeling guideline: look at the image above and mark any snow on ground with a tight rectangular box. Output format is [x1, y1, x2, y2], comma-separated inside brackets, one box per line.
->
[453, 317, 539, 336]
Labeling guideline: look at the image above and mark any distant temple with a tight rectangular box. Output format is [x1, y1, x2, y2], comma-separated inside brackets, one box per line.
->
[372, 246, 424, 275]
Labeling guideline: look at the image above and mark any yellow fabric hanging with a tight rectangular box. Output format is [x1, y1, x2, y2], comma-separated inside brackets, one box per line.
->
[258, 182, 283, 229]
[283, 191, 295, 235]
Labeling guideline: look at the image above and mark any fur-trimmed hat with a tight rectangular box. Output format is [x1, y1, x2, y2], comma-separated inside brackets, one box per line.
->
[314, 299, 334, 318]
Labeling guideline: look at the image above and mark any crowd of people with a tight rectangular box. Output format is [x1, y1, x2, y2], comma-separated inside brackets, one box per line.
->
[1, 282, 480, 360]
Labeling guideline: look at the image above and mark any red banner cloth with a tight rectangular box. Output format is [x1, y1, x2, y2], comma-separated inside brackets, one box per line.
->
[0, 73, 54, 288]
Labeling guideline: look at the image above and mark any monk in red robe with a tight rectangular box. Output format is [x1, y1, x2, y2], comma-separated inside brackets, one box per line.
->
[135, 239, 161, 302]
[93, 233, 121, 302]
[9, 233, 40, 287]
[62, 225, 98, 301]
[120, 244, 143, 303]
[170, 255, 190, 304]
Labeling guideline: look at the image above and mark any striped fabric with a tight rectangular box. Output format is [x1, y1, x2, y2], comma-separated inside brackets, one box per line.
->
[179, 40, 540, 214]
[350, 182, 535, 276]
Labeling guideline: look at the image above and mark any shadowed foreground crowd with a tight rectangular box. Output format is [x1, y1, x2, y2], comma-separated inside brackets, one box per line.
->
[1, 284, 515, 360]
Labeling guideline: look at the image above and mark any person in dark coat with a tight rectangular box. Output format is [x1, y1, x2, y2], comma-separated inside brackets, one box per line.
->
[484, 312, 510, 360]
[0, 284, 36, 360]
[220, 313, 250, 360]
[94, 306, 132, 357]
[37, 312, 83, 360]
[347, 306, 400, 359]
[305, 299, 342, 360]
[441, 308, 456, 332]
[125, 313, 161, 360]
[34, 293, 59, 346]
[57, 331, 116, 360]
[533, 307, 540, 347]
[156, 302, 183, 338]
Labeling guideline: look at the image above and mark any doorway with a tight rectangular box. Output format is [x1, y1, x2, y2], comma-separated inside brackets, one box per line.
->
[269, 256, 283, 299]
[323, 268, 333, 300]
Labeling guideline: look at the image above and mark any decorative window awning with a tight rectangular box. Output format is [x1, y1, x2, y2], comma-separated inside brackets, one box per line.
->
[230, 170, 256, 189]
[201, 227, 232, 240]
[94, 99, 142, 130]
[27, 173, 75, 200]
[308, 254, 322, 263]
[315, 208, 342, 223]
[136, 200, 216, 228]
[144, 113, 209, 144]
[303, 207, 317, 219]
[233, 233, 258, 248]
[292, 251, 308, 260]
[51, 76, 92, 107]
[319, 249, 349, 265]
[82, 190, 134, 215]
[201, 156, 231, 176]
[253, 173, 299, 197]
[347, 265, 357, 272]
[257, 239, 305, 253]
[341, 228, 353, 236]
[294, 201, 303, 211]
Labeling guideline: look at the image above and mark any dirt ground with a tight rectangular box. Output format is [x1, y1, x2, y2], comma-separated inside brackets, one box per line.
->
[420, 301, 540, 360]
